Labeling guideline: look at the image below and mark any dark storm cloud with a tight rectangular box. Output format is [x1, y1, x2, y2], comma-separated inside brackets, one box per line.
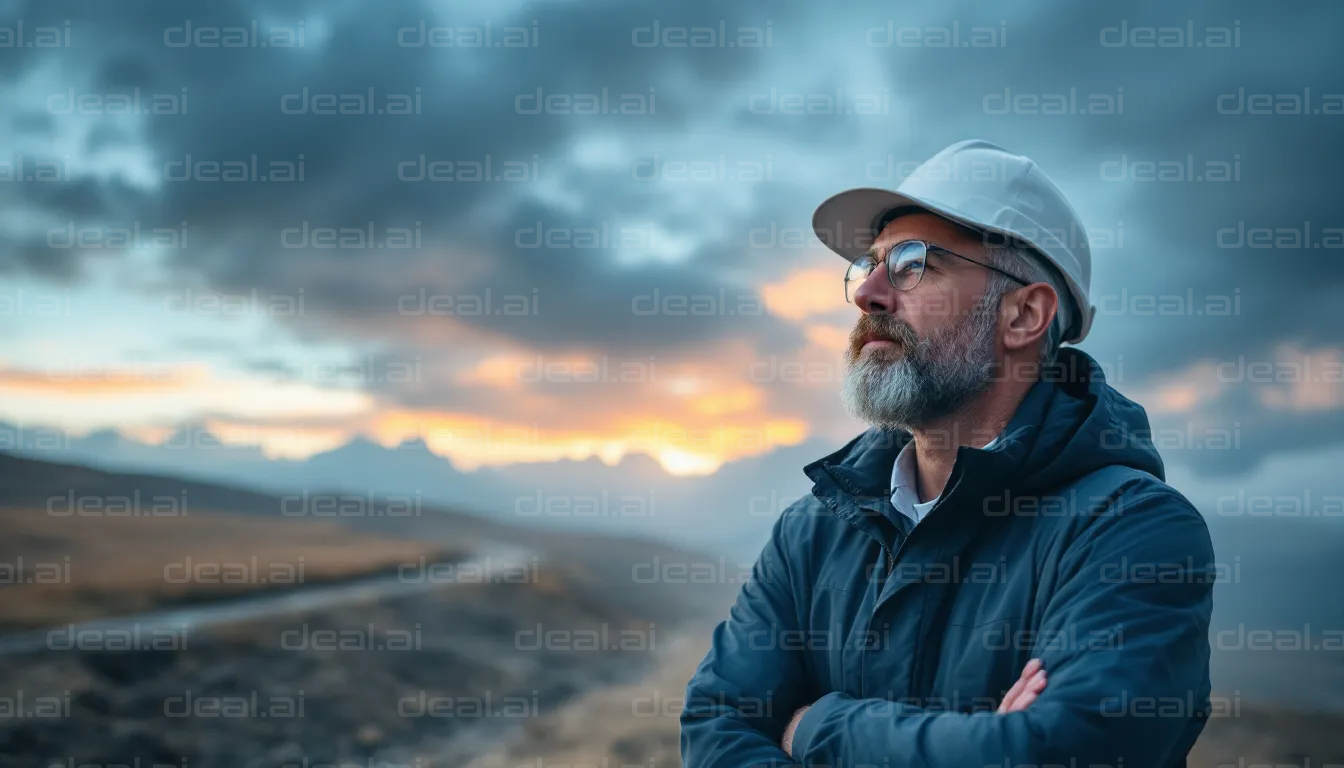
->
[2, 0, 802, 349]
[1156, 383, 1344, 478]
[0, 174, 152, 278]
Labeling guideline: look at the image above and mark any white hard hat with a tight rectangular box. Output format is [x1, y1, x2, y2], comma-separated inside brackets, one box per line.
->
[812, 139, 1097, 344]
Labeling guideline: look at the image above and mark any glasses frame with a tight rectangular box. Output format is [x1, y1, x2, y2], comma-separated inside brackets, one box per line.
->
[844, 240, 1031, 303]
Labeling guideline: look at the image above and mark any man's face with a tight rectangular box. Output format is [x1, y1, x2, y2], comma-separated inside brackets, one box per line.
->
[840, 211, 1004, 431]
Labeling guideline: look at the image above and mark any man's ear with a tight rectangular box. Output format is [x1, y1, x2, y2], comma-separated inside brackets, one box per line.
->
[1000, 283, 1058, 355]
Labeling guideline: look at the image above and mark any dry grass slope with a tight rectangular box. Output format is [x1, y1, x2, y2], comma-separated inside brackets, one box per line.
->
[0, 506, 447, 629]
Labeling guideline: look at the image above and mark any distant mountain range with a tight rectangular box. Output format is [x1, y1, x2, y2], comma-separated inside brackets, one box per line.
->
[0, 421, 822, 558]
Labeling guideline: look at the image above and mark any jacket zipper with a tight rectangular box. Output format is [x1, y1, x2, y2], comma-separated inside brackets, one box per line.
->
[819, 476, 920, 698]
[883, 528, 917, 590]
[823, 460, 971, 705]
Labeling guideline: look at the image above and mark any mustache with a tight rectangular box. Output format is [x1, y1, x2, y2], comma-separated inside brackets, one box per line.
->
[847, 314, 919, 359]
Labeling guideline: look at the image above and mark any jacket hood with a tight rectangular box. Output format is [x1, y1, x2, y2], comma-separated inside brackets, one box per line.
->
[1003, 346, 1164, 492]
[808, 347, 1164, 502]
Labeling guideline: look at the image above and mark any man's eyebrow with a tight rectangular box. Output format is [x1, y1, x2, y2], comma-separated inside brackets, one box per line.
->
[923, 245, 953, 263]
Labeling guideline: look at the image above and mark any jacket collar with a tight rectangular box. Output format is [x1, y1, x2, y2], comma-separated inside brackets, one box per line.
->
[804, 375, 1059, 546]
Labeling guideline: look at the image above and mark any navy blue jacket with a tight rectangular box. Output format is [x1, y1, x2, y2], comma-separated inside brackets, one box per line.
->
[681, 348, 1215, 768]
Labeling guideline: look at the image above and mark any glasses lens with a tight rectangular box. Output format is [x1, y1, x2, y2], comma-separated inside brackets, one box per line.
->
[888, 241, 927, 291]
[844, 256, 877, 303]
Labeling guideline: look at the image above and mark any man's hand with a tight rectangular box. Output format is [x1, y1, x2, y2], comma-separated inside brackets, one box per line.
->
[997, 658, 1047, 714]
[781, 705, 810, 757]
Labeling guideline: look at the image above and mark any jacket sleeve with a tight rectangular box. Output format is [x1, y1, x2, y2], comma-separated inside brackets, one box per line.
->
[680, 509, 813, 768]
[788, 491, 1215, 768]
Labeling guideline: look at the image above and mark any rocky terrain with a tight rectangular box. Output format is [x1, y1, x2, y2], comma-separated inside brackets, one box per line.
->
[0, 454, 730, 766]
[0, 561, 664, 767]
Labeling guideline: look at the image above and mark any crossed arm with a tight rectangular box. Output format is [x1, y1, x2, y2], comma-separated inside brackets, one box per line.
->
[780, 657, 1048, 756]
[680, 496, 1215, 768]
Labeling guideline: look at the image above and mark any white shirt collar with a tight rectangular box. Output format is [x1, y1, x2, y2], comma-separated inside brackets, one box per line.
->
[890, 433, 1001, 527]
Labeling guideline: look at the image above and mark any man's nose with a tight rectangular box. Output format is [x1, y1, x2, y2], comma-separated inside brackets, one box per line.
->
[853, 267, 896, 314]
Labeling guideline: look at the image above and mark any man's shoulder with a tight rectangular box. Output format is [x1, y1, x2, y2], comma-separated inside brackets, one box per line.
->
[1051, 465, 1213, 559]
[764, 493, 858, 555]
[774, 493, 837, 535]
[1070, 464, 1202, 521]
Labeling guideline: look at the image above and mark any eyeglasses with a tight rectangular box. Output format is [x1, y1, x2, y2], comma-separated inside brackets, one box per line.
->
[844, 240, 1030, 303]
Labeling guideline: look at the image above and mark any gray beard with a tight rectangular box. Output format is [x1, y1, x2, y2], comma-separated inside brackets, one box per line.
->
[840, 308, 999, 432]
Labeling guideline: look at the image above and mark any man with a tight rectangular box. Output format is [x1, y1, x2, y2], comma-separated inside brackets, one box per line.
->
[680, 140, 1215, 768]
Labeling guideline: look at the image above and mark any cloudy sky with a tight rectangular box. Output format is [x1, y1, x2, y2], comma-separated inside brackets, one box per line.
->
[2, 0, 1343, 486]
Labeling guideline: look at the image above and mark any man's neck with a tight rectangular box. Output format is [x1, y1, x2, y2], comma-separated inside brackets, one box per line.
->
[907, 378, 1032, 503]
